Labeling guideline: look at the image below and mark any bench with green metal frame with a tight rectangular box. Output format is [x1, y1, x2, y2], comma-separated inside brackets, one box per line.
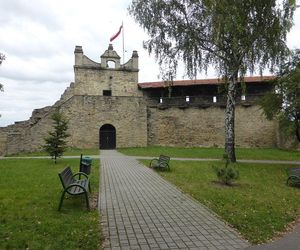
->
[58, 166, 91, 211]
[286, 167, 300, 187]
[149, 155, 170, 171]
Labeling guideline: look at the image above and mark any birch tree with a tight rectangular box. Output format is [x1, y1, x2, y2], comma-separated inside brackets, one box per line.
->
[129, 0, 295, 162]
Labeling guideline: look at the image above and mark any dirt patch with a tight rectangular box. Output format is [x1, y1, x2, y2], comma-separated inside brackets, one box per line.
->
[210, 180, 240, 188]
[89, 192, 99, 210]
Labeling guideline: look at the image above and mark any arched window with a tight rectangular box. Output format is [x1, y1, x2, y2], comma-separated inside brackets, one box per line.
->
[107, 61, 116, 68]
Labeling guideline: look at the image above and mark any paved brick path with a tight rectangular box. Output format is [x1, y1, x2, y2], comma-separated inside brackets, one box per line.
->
[99, 150, 249, 250]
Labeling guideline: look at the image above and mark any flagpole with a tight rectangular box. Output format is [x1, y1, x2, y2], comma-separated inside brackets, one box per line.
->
[122, 21, 125, 64]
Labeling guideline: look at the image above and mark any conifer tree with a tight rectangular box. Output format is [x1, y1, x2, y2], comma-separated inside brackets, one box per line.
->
[44, 111, 70, 164]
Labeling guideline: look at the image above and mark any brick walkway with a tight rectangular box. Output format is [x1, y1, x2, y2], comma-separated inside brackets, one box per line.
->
[99, 150, 249, 250]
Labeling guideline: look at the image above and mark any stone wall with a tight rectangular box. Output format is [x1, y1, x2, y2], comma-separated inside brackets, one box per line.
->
[0, 127, 8, 155]
[0, 95, 147, 155]
[0, 97, 287, 156]
[0, 44, 146, 156]
[0, 44, 295, 156]
[60, 95, 147, 149]
[73, 45, 141, 98]
[0, 106, 55, 155]
[276, 128, 300, 150]
[147, 105, 277, 148]
[73, 68, 141, 97]
[235, 106, 277, 147]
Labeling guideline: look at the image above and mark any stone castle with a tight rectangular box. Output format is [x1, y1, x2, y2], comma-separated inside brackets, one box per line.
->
[0, 44, 286, 155]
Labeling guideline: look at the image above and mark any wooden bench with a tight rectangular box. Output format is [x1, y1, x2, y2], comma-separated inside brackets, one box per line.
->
[149, 155, 170, 171]
[287, 167, 300, 187]
[58, 166, 91, 211]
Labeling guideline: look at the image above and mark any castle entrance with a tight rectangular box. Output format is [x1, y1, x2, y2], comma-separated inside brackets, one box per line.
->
[99, 124, 116, 149]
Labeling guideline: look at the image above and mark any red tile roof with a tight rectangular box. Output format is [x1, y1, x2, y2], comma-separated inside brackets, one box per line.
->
[138, 76, 275, 89]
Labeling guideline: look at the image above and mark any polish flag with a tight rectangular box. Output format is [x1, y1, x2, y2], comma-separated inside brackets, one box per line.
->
[110, 24, 123, 42]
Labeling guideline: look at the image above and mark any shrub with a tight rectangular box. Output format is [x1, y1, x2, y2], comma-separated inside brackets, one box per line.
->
[213, 154, 239, 185]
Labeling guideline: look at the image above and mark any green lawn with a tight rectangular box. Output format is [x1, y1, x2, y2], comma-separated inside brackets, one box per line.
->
[6, 147, 100, 157]
[0, 158, 101, 249]
[119, 146, 300, 161]
[141, 159, 300, 244]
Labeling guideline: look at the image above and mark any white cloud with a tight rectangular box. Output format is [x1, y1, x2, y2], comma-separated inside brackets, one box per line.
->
[0, 1, 299, 126]
[287, 7, 300, 49]
[0, 78, 68, 123]
[1, 54, 73, 83]
[0, 0, 62, 30]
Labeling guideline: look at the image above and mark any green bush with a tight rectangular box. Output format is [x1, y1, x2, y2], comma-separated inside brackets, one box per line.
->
[213, 154, 239, 185]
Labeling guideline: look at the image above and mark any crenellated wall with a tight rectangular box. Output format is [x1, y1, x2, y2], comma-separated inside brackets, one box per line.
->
[73, 45, 141, 97]
[0, 44, 146, 155]
[0, 44, 296, 156]
[1, 99, 278, 156]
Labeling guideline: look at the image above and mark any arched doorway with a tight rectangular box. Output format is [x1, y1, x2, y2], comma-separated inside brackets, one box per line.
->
[99, 124, 116, 149]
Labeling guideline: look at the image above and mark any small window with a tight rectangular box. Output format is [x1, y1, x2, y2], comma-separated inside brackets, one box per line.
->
[107, 61, 116, 68]
[103, 90, 112, 96]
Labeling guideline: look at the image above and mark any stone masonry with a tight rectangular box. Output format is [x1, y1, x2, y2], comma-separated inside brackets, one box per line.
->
[147, 105, 277, 148]
[0, 44, 288, 156]
[60, 95, 147, 149]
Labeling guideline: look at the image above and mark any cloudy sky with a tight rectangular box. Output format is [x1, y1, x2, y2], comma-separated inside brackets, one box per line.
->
[0, 0, 299, 127]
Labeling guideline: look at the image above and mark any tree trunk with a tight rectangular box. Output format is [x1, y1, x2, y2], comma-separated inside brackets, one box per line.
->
[295, 118, 300, 143]
[225, 76, 237, 162]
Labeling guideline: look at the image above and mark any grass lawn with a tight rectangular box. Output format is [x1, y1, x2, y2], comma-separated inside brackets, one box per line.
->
[140, 159, 300, 244]
[0, 158, 101, 249]
[6, 147, 100, 157]
[119, 146, 300, 161]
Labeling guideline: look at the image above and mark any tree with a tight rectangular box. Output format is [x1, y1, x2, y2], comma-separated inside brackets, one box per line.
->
[260, 49, 300, 143]
[129, 0, 295, 162]
[0, 53, 5, 92]
[213, 154, 239, 186]
[44, 111, 70, 164]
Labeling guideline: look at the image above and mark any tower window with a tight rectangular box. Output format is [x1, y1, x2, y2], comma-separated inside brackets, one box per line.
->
[103, 90, 112, 96]
[107, 61, 116, 68]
